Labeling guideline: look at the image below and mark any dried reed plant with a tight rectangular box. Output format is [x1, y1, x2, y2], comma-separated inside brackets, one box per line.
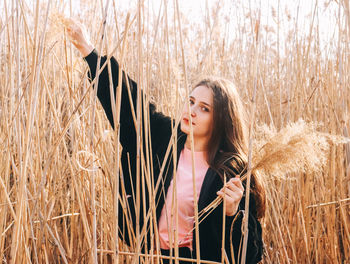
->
[252, 119, 349, 178]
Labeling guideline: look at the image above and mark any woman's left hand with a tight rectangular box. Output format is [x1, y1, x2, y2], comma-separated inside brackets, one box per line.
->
[216, 176, 244, 216]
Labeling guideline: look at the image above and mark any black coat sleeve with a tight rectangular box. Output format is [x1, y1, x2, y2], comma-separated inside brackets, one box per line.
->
[83, 49, 173, 155]
[83, 50, 175, 247]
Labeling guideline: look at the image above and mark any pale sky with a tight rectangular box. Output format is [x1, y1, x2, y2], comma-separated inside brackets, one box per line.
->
[1, 0, 342, 54]
[82, 0, 341, 51]
[108, 0, 341, 54]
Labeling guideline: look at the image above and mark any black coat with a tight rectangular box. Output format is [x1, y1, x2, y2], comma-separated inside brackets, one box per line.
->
[84, 50, 263, 264]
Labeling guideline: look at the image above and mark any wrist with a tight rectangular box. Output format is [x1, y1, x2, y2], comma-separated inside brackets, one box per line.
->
[226, 205, 239, 216]
[77, 42, 94, 57]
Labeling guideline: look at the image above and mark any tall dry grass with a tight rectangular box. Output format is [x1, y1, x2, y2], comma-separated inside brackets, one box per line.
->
[0, 0, 349, 263]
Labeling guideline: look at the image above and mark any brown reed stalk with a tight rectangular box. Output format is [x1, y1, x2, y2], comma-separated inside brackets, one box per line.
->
[89, 1, 113, 262]
[240, 13, 261, 264]
[131, 1, 143, 263]
[174, 0, 201, 263]
[221, 173, 227, 264]
[109, 11, 132, 264]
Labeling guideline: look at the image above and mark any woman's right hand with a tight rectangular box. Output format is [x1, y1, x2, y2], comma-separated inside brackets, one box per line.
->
[65, 18, 94, 57]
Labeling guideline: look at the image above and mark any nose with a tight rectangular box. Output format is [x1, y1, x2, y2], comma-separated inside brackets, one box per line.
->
[190, 105, 197, 117]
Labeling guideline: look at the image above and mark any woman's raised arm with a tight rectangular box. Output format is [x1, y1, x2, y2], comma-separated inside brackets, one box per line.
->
[65, 19, 173, 155]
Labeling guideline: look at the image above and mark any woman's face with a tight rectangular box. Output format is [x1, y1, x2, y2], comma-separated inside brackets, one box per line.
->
[180, 85, 214, 143]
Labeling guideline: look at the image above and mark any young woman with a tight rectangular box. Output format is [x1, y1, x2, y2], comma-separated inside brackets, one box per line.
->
[66, 20, 265, 264]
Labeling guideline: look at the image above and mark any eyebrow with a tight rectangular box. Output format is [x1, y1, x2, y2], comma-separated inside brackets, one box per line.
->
[189, 96, 212, 108]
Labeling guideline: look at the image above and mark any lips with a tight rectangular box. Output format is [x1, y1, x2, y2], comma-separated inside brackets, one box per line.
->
[183, 117, 195, 125]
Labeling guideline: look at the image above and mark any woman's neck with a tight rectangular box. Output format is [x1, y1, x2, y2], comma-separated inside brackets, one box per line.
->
[184, 137, 208, 152]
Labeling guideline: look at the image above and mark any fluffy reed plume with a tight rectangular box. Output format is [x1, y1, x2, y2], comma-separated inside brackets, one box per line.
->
[199, 119, 349, 220]
[49, 13, 84, 47]
[48, 12, 70, 39]
[252, 119, 349, 178]
[50, 13, 71, 28]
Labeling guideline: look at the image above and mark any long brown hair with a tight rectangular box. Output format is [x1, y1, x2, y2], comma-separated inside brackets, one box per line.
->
[194, 77, 266, 219]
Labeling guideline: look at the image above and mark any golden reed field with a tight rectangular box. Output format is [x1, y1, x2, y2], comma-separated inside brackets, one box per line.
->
[0, 0, 349, 263]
